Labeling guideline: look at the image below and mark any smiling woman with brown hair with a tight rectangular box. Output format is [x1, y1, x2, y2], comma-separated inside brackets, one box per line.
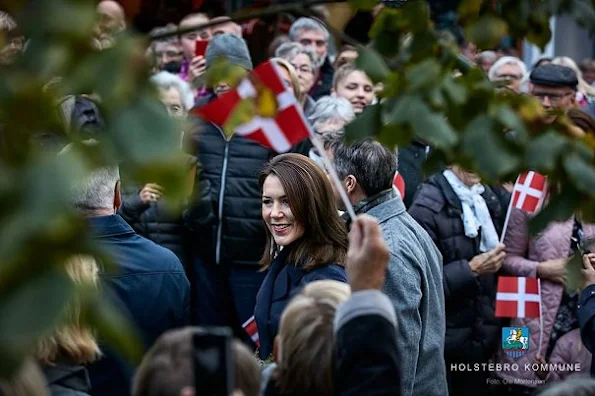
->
[254, 153, 349, 360]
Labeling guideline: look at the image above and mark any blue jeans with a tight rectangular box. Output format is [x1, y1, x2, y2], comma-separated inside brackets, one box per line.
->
[190, 255, 266, 345]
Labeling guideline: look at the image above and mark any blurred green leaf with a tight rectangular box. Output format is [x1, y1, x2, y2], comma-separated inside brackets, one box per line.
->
[345, 104, 381, 143]
[409, 103, 458, 149]
[525, 131, 568, 172]
[405, 59, 441, 91]
[465, 14, 509, 49]
[442, 77, 468, 105]
[355, 46, 389, 84]
[462, 116, 521, 179]
[563, 153, 595, 195]
[565, 253, 584, 293]
[457, 0, 483, 21]
[223, 99, 256, 138]
[530, 185, 578, 235]
[0, 269, 75, 376]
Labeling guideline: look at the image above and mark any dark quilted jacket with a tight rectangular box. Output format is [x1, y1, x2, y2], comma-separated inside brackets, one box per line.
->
[408, 172, 505, 362]
[186, 116, 274, 268]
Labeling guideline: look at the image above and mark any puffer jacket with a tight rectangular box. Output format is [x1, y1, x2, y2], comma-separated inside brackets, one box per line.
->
[494, 209, 595, 386]
[186, 116, 275, 268]
[408, 173, 505, 362]
[119, 157, 212, 263]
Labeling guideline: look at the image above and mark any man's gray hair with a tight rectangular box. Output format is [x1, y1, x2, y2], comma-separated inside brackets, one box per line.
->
[60, 143, 120, 214]
[288, 17, 329, 42]
[308, 96, 355, 132]
[150, 71, 195, 111]
[333, 138, 398, 198]
[488, 56, 528, 82]
[275, 42, 319, 72]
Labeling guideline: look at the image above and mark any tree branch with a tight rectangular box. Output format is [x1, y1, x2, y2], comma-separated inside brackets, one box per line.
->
[149, 0, 349, 41]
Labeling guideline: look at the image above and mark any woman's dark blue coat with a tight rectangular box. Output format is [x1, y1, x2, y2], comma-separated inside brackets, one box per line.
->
[254, 242, 347, 359]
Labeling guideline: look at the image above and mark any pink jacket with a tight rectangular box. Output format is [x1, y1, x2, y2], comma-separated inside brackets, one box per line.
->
[495, 208, 595, 386]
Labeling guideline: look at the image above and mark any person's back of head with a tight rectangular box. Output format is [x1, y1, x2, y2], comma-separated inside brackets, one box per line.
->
[333, 138, 397, 198]
[275, 280, 350, 396]
[133, 327, 260, 396]
[61, 142, 121, 217]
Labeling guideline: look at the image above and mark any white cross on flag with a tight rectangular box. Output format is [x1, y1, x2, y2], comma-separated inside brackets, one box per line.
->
[192, 60, 310, 152]
[511, 171, 548, 213]
[495, 276, 541, 318]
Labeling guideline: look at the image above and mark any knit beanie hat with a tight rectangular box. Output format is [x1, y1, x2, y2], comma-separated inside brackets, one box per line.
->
[205, 33, 253, 71]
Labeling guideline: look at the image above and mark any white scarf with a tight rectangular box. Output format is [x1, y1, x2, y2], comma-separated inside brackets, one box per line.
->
[442, 170, 499, 252]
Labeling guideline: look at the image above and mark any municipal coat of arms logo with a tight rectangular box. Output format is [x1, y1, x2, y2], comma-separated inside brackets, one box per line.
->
[502, 327, 529, 358]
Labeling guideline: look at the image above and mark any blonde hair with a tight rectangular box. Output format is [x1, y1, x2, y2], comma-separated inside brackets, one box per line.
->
[553, 56, 595, 97]
[276, 280, 350, 395]
[36, 255, 100, 365]
[271, 57, 303, 103]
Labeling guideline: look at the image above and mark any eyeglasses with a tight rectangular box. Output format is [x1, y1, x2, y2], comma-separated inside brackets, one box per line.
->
[300, 39, 326, 48]
[291, 63, 313, 74]
[532, 91, 574, 104]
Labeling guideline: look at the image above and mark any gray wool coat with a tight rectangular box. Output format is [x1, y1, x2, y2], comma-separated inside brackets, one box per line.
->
[365, 194, 448, 396]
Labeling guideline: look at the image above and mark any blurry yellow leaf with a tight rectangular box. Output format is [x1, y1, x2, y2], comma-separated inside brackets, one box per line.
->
[223, 99, 255, 138]
[256, 87, 277, 118]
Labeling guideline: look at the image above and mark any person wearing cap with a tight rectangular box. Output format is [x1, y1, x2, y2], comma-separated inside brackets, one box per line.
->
[185, 33, 271, 341]
[529, 64, 579, 122]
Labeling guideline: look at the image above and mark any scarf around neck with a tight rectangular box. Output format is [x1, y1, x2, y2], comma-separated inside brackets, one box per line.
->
[442, 170, 499, 252]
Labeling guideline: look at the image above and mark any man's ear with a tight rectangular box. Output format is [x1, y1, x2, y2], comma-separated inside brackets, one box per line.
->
[344, 175, 357, 194]
[114, 180, 122, 212]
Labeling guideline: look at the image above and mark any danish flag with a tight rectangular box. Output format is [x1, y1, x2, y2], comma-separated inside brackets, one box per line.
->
[242, 315, 260, 347]
[511, 171, 548, 213]
[393, 171, 406, 200]
[495, 277, 541, 318]
[192, 60, 310, 152]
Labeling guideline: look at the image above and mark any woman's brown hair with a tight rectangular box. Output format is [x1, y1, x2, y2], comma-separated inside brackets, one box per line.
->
[259, 153, 348, 270]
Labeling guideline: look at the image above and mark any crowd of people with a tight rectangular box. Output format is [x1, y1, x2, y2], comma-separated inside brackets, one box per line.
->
[4, 1, 595, 395]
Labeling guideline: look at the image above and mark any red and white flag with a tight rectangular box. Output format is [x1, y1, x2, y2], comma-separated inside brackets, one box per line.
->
[511, 171, 548, 214]
[192, 60, 310, 152]
[393, 171, 405, 200]
[242, 315, 260, 347]
[495, 276, 541, 318]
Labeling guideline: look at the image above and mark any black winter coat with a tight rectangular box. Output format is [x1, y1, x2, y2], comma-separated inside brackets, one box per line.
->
[309, 57, 334, 101]
[398, 140, 429, 208]
[119, 157, 213, 264]
[187, 117, 274, 268]
[408, 173, 505, 362]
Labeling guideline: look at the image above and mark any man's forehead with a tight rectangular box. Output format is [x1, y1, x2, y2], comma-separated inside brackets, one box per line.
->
[298, 29, 326, 39]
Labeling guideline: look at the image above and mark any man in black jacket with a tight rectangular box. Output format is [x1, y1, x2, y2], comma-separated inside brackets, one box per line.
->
[186, 34, 271, 338]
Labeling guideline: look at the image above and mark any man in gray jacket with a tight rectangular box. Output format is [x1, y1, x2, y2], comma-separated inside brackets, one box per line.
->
[332, 138, 448, 396]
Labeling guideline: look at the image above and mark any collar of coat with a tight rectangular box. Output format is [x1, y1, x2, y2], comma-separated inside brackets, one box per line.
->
[342, 189, 400, 226]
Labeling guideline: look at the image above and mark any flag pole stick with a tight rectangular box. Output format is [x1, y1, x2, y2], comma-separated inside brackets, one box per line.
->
[537, 278, 544, 357]
[500, 200, 513, 244]
[310, 134, 357, 222]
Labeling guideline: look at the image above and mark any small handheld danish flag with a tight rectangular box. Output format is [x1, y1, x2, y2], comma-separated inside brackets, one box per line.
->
[495, 276, 541, 318]
[242, 315, 260, 347]
[192, 60, 310, 153]
[511, 171, 548, 214]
